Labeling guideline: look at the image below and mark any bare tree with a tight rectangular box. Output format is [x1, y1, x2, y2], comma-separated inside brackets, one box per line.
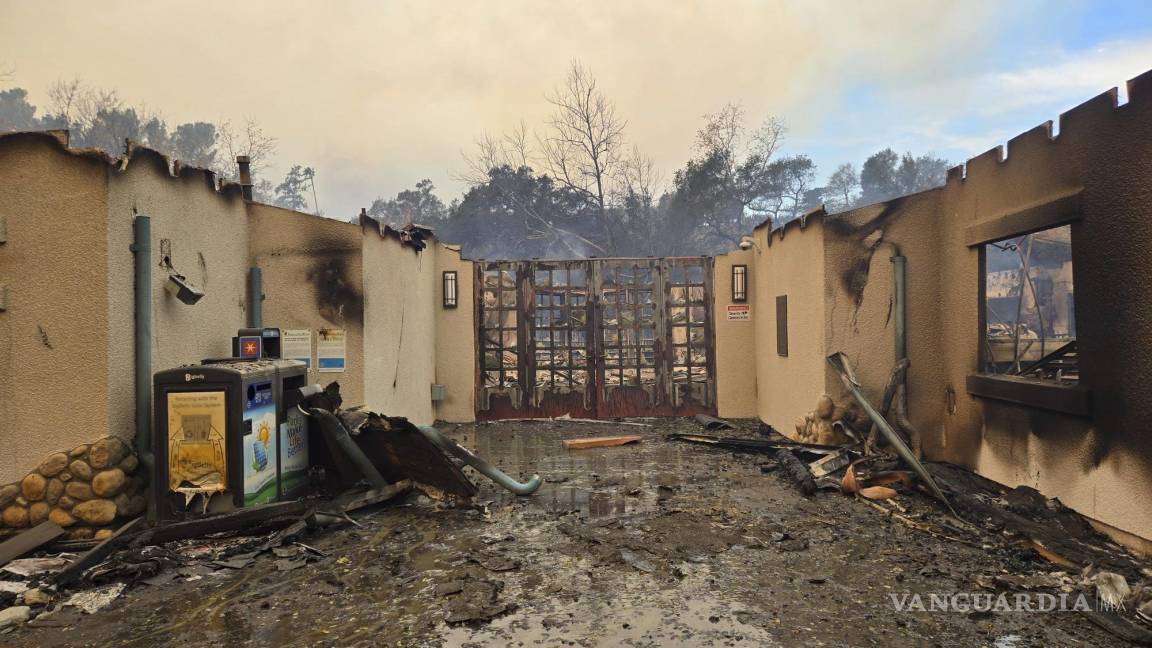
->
[825, 163, 860, 211]
[216, 118, 277, 180]
[614, 145, 666, 255]
[457, 119, 535, 186]
[46, 78, 83, 124]
[538, 61, 627, 251]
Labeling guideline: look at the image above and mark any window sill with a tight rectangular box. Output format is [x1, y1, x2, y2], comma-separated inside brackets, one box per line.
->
[966, 373, 1092, 417]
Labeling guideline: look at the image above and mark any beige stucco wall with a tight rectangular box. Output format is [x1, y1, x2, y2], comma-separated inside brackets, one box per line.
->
[939, 78, 1152, 542]
[360, 223, 437, 425]
[434, 246, 476, 422]
[752, 218, 827, 434]
[822, 192, 948, 444]
[0, 134, 112, 484]
[813, 70, 1152, 542]
[105, 150, 250, 442]
[248, 203, 365, 404]
[712, 249, 757, 418]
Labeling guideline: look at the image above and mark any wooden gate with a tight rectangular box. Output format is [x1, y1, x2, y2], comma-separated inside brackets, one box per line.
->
[475, 258, 715, 420]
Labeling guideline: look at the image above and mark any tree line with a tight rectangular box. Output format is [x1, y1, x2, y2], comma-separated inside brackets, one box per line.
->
[0, 73, 320, 213]
[1, 64, 949, 258]
[371, 62, 951, 258]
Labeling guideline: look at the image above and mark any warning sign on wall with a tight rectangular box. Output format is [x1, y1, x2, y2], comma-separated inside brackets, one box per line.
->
[726, 304, 751, 321]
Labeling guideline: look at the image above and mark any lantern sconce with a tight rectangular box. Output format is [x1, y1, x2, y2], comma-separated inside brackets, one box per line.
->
[442, 271, 458, 308]
[731, 264, 748, 303]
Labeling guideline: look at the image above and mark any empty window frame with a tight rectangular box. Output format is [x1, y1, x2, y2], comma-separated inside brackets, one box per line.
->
[981, 224, 1076, 384]
[775, 295, 788, 357]
[731, 265, 748, 302]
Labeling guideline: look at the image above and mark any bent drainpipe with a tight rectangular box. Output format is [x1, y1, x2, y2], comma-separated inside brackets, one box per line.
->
[132, 215, 157, 525]
[418, 426, 542, 495]
[827, 352, 956, 517]
[305, 408, 389, 489]
[248, 267, 263, 328]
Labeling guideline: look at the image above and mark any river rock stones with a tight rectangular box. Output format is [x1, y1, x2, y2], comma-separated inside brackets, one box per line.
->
[0, 437, 143, 538]
[92, 469, 126, 498]
[73, 499, 117, 525]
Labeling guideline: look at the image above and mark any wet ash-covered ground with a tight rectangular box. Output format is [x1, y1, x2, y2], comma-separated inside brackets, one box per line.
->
[6, 418, 1130, 647]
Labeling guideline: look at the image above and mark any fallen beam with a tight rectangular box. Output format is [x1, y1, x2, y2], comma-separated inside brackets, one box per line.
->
[666, 433, 838, 455]
[827, 351, 956, 516]
[563, 435, 643, 450]
[54, 517, 143, 587]
[694, 414, 736, 431]
[0, 522, 64, 568]
[134, 500, 311, 546]
[329, 480, 414, 513]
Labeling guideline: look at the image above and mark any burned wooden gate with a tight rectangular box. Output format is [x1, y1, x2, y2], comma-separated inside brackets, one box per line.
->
[476, 258, 715, 420]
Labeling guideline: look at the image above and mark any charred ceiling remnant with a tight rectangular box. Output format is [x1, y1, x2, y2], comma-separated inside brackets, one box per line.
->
[307, 253, 363, 324]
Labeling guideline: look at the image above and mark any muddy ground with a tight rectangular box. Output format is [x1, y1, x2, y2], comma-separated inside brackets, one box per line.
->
[4, 418, 1137, 647]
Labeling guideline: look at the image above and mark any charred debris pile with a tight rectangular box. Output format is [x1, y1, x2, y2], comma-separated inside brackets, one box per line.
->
[0, 382, 539, 632]
[672, 383, 1152, 644]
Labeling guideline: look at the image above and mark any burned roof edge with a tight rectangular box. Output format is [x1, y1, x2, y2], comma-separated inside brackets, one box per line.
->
[358, 210, 436, 252]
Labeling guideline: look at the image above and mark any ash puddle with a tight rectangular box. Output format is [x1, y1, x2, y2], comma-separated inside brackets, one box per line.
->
[441, 565, 780, 647]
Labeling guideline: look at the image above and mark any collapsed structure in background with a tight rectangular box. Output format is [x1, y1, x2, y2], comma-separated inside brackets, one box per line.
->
[0, 68, 1150, 550]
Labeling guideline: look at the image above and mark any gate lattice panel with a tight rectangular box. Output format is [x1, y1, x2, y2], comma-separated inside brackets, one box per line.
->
[476, 258, 715, 420]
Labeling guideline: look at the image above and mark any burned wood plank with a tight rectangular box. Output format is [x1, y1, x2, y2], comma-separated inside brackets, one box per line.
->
[0, 521, 64, 568]
[54, 517, 143, 587]
[774, 450, 817, 496]
[134, 500, 310, 547]
[695, 414, 735, 431]
[329, 480, 414, 513]
[563, 435, 643, 450]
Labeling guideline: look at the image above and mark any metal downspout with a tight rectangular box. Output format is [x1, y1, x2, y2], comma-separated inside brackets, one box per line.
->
[892, 254, 907, 361]
[132, 215, 157, 525]
[890, 252, 921, 457]
[248, 267, 263, 328]
[418, 426, 542, 495]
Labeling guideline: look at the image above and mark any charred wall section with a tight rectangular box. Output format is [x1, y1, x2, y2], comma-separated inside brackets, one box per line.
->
[809, 68, 1152, 541]
[249, 203, 365, 404]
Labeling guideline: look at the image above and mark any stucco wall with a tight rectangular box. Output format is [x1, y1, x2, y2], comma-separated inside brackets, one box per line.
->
[822, 192, 948, 447]
[0, 134, 111, 484]
[105, 150, 250, 442]
[248, 203, 364, 404]
[811, 70, 1152, 542]
[434, 246, 476, 422]
[712, 249, 757, 418]
[752, 219, 826, 434]
[938, 74, 1152, 541]
[360, 222, 437, 425]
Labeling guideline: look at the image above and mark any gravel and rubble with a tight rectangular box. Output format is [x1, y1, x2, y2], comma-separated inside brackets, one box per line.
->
[1, 417, 1149, 647]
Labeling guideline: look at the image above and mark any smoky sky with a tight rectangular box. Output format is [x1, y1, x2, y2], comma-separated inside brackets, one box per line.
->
[1, 0, 1149, 220]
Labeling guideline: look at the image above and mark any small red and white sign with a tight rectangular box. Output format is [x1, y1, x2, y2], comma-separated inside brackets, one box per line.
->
[238, 336, 262, 359]
[726, 304, 751, 321]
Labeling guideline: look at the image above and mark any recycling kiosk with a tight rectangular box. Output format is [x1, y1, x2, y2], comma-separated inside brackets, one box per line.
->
[153, 358, 310, 520]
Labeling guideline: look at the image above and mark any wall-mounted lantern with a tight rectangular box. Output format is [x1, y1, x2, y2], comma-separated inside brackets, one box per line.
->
[731, 265, 748, 302]
[443, 271, 458, 308]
